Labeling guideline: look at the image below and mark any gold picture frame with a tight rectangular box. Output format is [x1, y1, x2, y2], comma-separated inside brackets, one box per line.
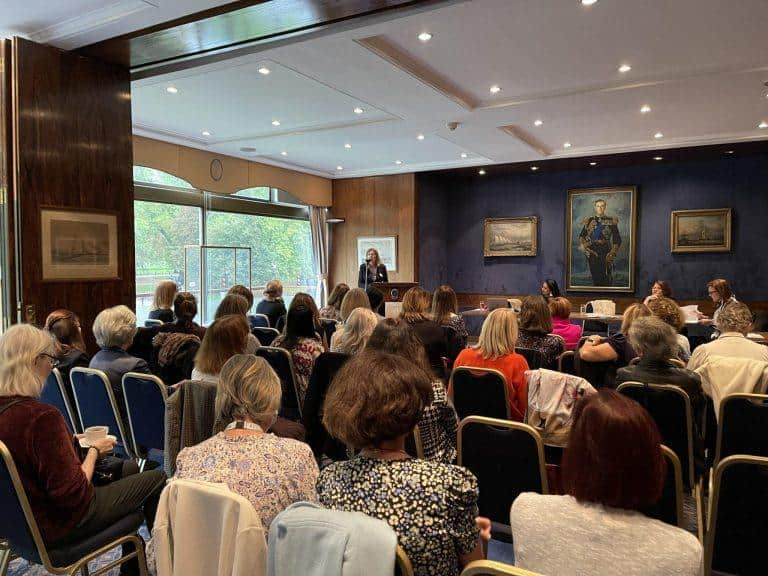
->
[483, 217, 538, 257]
[671, 208, 732, 253]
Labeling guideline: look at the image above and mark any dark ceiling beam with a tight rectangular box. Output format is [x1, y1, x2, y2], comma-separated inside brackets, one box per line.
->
[78, 0, 451, 74]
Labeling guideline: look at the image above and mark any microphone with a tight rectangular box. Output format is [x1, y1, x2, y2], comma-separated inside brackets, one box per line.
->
[365, 258, 372, 263]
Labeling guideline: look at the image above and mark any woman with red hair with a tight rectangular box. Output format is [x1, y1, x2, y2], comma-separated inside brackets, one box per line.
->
[511, 390, 702, 576]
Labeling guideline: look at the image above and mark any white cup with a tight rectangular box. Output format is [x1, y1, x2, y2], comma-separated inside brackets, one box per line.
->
[84, 425, 108, 444]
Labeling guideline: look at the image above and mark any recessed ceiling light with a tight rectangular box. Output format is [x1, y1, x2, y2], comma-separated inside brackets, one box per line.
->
[640, 105, 652, 114]
[417, 134, 425, 140]
[417, 32, 433, 42]
[530, 166, 539, 171]
[654, 156, 663, 161]
[258, 67, 270, 75]
[489, 85, 501, 94]
[395, 160, 403, 165]
[201, 131, 211, 136]
[280, 151, 287, 156]
[336, 166, 343, 171]
[353, 107, 364, 114]
[759, 121, 768, 129]
[534, 119, 543, 126]
[478, 169, 486, 175]
[272, 120, 281, 126]
[166, 86, 178, 94]
[582, 0, 598, 5]
[654, 132, 664, 139]
[618, 64, 632, 73]
[590, 161, 597, 166]
[563, 141, 572, 148]
[460, 152, 468, 158]
[344, 143, 352, 149]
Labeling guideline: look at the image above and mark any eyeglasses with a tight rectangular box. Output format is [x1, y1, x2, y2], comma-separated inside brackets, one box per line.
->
[39, 353, 60, 368]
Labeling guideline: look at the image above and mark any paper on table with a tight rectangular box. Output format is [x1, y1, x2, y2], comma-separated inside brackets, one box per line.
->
[385, 302, 402, 319]
[681, 305, 700, 322]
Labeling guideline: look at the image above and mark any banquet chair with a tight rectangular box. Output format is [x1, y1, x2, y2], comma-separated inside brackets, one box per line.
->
[40, 368, 79, 434]
[256, 347, 302, 421]
[449, 367, 510, 421]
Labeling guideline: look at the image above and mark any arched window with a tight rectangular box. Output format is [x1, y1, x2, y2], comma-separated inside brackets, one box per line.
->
[133, 166, 194, 189]
[233, 186, 270, 201]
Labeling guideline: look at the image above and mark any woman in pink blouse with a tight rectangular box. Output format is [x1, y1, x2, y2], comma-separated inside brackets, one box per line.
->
[548, 297, 583, 351]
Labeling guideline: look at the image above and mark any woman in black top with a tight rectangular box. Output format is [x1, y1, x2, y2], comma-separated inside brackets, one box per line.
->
[148, 280, 177, 323]
[399, 286, 451, 379]
[358, 248, 388, 289]
[44, 309, 90, 413]
[256, 279, 288, 329]
[540, 279, 561, 301]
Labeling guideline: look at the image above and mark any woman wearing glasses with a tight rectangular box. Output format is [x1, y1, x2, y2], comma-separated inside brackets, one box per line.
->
[0, 324, 166, 573]
[699, 278, 737, 328]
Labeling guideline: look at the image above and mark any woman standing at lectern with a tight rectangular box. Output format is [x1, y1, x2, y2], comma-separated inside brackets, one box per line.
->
[358, 248, 388, 289]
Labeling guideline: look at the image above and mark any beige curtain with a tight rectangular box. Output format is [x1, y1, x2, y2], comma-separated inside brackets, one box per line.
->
[309, 206, 328, 307]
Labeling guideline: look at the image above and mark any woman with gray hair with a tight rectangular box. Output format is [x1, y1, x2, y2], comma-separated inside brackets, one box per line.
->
[89, 305, 151, 425]
[174, 354, 318, 527]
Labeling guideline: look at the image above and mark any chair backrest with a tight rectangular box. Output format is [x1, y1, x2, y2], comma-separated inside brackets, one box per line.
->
[252, 327, 280, 347]
[145, 319, 164, 327]
[256, 347, 302, 420]
[0, 441, 50, 566]
[556, 350, 576, 375]
[302, 352, 350, 461]
[249, 313, 270, 329]
[458, 416, 547, 541]
[616, 382, 695, 489]
[40, 368, 78, 433]
[461, 560, 544, 575]
[122, 372, 168, 458]
[450, 367, 510, 421]
[640, 445, 684, 528]
[705, 455, 768, 576]
[404, 425, 424, 459]
[70, 367, 134, 458]
[715, 393, 768, 465]
[395, 545, 414, 576]
[516, 347, 543, 370]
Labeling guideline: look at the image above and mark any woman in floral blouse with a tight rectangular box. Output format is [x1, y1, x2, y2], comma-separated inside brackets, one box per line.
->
[175, 354, 318, 527]
[272, 294, 324, 405]
[317, 350, 489, 576]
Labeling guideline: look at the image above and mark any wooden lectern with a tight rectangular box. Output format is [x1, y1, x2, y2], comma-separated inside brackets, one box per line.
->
[373, 282, 418, 302]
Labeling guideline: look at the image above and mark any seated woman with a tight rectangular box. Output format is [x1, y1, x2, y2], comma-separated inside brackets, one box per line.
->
[453, 308, 529, 421]
[548, 297, 582, 351]
[366, 285, 386, 319]
[90, 305, 151, 424]
[511, 389, 702, 576]
[175, 354, 318, 527]
[540, 279, 561, 301]
[329, 288, 371, 349]
[367, 318, 459, 463]
[400, 286, 452, 377]
[191, 315, 250, 383]
[44, 308, 90, 404]
[317, 350, 488, 576]
[255, 279, 287, 329]
[0, 325, 166, 571]
[157, 291, 206, 339]
[330, 307, 378, 355]
[215, 294, 260, 354]
[700, 278, 738, 330]
[646, 296, 691, 361]
[272, 295, 324, 404]
[148, 280, 177, 323]
[643, 279, 672, 306]
[319, 283, 349, 322]
[517, 295, 565, 368]
[432, 285, 469, 350]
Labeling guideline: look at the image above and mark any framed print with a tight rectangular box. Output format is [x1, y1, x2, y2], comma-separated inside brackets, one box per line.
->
[671, 208, 732, 253]
[357, 236, 397, 272]
[566, 186, 637, 293]
[483, 217, 538, 257]
[41, 208, 119, 281]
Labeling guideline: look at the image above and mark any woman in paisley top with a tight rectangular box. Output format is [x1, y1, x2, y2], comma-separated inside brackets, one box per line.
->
[175, 354, 318, 527]
[317, 350, 489, 576]
[516, 295, 565, 369]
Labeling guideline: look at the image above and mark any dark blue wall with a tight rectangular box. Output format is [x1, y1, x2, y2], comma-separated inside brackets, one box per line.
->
[417, 153, 768, 300]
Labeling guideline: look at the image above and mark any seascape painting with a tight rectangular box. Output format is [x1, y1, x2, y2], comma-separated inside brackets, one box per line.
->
[671, 208, 732, 253]
[483, 217, 537, 257]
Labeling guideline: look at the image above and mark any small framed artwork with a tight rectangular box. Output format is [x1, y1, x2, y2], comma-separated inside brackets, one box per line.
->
[41, 208, 119, 281]
[483, 217, 538, 257]
[670, 208, 732, 253]
[357, 235, 398, 272]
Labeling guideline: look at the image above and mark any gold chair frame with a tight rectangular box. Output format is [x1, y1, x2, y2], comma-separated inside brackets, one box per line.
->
[395, 545, 414, 576]
[660, 444, 685, 528]
[713, 392, 768, 466]
[461, 559, 544, 575]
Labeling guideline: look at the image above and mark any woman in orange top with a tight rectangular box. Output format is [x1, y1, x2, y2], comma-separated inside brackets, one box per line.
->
[452, 308, 529, 421]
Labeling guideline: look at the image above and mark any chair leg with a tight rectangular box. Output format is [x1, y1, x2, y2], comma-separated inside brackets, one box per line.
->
[0, 543, 11, 576]
[695, 480, 705, 545]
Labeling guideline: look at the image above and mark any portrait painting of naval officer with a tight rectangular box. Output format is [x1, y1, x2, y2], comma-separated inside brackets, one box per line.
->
[566, 187, 637, 292]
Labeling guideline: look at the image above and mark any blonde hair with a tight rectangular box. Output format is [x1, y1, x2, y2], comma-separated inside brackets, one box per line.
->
[475, 308, 518, 360]
[0, 324, 55, 397]
[400, 287, 432, 323]
[152, 280, 178, 310]
[263, 279, 283, 299]
[216, 355, 281, 427]
[340, 288, 370, 322]
[93, 305, 138, 349]
[621, 303, 652, 334]
[335, 308, 378, 355]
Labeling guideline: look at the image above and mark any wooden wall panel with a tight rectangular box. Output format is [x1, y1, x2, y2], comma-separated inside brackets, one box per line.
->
[329, 173, 416, 287]
[11, 38, 134, 352]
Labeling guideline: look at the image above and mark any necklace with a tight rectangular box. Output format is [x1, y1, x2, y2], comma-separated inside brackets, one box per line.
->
[360, 447, 411, 461]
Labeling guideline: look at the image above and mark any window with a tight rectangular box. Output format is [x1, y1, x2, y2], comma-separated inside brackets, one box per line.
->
[233, 186, 271, 201]
[133, 166, 194, 189]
